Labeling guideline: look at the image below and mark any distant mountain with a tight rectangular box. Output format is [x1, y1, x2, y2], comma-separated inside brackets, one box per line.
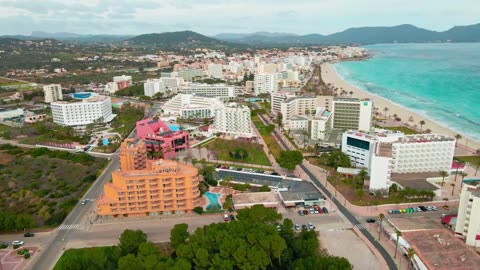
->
[29, 31, 133, 43]
[127, 30, 231, 49]
[213, 23, 480, 45]
[214, 31, 297, 40]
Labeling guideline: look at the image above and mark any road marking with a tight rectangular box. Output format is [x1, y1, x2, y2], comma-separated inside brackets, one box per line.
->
[354, 223, 366, 230]
[57, 224, 80, 231]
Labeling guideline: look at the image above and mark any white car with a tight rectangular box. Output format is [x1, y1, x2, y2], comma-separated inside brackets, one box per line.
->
[308, 223, 315, 230]
[431, 206, 438, 211]
[12, 240, 24, 246]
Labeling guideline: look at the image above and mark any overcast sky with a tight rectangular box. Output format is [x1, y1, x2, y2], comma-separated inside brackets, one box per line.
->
[0, 0, 479, 36]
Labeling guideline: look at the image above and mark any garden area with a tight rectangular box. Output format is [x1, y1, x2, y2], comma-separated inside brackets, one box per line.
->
[383, 126, 419, 135]
[455, 155, 480, 166]
[208, 138, 271, 166]
[0, 144, 107, 231]
[251, 112, 283, 158]
[111, 102, 145, 137]
[54, 206, 351, 270]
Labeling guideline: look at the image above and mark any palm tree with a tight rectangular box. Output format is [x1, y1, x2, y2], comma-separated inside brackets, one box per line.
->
[454, 134, 462, 146]
[419, 120, 426, 132]
[349, 90, 353, 97]
[394, 229, 402, 258]
[460, 171, 468, 189]
[383, 107, 389, 118]
[358, 169, 368, 189]
[378, 213, 385, 240]
[239, 150, 245, 162]
[439, 170, 449, 187]
[407, 248, 416, 270]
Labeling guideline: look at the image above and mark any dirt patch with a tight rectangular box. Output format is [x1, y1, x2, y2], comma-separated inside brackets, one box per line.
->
[0, 152, 14, 164]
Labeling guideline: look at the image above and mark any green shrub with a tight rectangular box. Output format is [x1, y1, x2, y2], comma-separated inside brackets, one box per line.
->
[193, 207, 203, 214]
[24, 252, 30, 259]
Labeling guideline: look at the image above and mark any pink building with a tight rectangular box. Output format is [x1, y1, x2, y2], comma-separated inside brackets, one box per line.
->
[136, 118, 189, 158]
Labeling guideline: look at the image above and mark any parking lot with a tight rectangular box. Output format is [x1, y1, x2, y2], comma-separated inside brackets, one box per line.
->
[0, 245, 38, 270]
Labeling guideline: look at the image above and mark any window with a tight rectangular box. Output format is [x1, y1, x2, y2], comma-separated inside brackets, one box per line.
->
[347, 137, 370, 150]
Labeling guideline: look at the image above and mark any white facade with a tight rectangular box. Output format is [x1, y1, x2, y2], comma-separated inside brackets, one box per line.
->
[341, 130, 456, 191]
[178, 69, 204, 81]
[163, 94, 225, 119]
[113, 75, 132, 84]
[104, 82, 119, 95]
[180, 83, 235, 100]
[254, 73, 279, 95]
[51, 95, 116, 126]
[161, 77, 183, 92]
[207, 63, 223, 79]
[455, 187, 480, 247]
[43, 84, 63, 103]
[280, 96, 318, 125]
[0, 108, 24, 119]
[288, 117, 309, 130]
[310, 110, 332, 141]
[212, 103, 253, 137]
[143, 79, 165, 97]
[332, 98, 373, 132]
[271, 91, 296, 113]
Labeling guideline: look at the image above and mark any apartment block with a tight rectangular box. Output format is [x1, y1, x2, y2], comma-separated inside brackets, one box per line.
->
[207, 63, 223, 79]
[455, 187, 480, 247]
[97, 139, 201, 217]
[178, 69, 204, 81]
[332, 98, 373, 132]
[254, 73, 279, 95]
[211, 103, 253, 137]
[310, 109, 333, 141]
[271, 91, 296, 113]
[163, 94, 225, 119]
[144, 79, 165, 97]
[43, 84, 63, 103]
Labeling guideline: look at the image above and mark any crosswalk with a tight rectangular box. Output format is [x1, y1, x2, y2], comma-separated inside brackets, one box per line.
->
[57, 224, 80, 231]
[354, 223, 366, 230]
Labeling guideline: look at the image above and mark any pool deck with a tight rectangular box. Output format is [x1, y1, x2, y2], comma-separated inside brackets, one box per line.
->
[200, 187, 239, 210]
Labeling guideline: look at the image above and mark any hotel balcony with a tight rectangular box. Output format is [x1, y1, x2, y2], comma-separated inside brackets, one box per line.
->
[136, 185, 146, 189]
[163, 178, 173, 184]
[176, 184, 185, 188]
[150, 195, 160, 200]
[149, 184, 159, 189]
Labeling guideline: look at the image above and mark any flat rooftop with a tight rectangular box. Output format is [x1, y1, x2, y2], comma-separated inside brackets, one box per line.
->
[232, 192, 277, 205]
[402, 229, 480, 270]
[390, 217, 444, 232]
[397, 134, 454, 143]
[391, 172, 439, 191]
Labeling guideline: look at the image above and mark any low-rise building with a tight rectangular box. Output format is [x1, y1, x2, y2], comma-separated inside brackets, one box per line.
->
[0, 108, 24, 120]
[310, 109, 332, 140]
[113, 75, 132, 90]
[232, 192, 279, 210]
[97, 139, 201, 217]
[104, 82, 119, 95]
[51, 93, 116, 126]
[136, 118, 189, 158]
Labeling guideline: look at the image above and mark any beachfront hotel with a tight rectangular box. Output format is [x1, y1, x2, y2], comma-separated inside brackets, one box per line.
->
[455, 186, 480, 247]
[341, 130, 455, 191]
[163, 94, 225, 119]
[180, 83, 235, 100]
[97, 139, 201, 217]
[332, 98, 373, 132]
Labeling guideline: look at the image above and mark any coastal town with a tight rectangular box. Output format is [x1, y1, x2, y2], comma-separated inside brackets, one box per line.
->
[0, 23, 480, 270]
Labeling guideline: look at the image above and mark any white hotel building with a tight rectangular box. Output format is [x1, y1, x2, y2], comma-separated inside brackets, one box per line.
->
[180, 83, 235, 100]
[51, 93, 116, 126]
[342, 130, 455, 191]
[163, 94, 225, 119]
[333, 98, 373, 132]
[211, 103, 253, 137]
[254, 73, 279, 95]
[455, 187, 480, 247]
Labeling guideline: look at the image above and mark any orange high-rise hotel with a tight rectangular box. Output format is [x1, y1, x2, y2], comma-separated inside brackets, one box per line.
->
[97, 139, 201, 217]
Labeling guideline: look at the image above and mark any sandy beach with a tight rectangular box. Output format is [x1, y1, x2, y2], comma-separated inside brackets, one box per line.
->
[321, 62, 480, 152]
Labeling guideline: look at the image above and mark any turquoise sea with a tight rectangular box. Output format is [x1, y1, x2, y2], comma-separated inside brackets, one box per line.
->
[335, 43, 480, 141]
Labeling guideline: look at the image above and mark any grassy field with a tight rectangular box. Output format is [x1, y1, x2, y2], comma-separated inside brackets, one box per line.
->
[455, 156, 480, 165]
[383, 126, 419, 135]
[0, 145, 107, 228]
[208, 139, 271, 166]
[251, 114, 283, 159]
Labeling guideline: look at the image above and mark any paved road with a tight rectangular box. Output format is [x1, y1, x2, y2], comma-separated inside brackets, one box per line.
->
[26, 156, 120, 270]
[256, 112, 398, 270]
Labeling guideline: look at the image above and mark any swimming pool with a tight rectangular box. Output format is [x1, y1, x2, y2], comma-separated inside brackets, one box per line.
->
[205, 192, 221, 210]
[463, 178, 480, 183]
[102, 138, 109, 146]
[168, 125, 180, 131]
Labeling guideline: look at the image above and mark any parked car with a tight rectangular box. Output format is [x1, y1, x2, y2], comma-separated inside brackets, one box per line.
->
[298, 210, 304, 216]
[223, 214, 229, 222]
[314, 209, 319, 214]
[366, 218, 376, 223]
[230, 214, 236, 221]
[12, 240, 24, 246]
[415, 207, 422, 212]
[441, 213, 447, 218]
[308, 222, 315, 230]
[271, 172, 279, 175]
[301, 224, 307, 230]
[294, 224, 300, 231]
[0, 241, 8, 248]
[302, 210, 309, 215]
[24, 232, 35, 237]
[81, 199, 88, 205]
[236, 168, 243, 171]
[322, 207, 328, 214]
[441, 205, 448, 210]
[276, 225, 282, 231]
[419, 206, 427, 211]
[309, 208, 315, 214]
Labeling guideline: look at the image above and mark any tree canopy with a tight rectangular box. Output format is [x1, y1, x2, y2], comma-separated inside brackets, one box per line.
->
[54, 205, 352, 270]
[277, 150, 304, 170]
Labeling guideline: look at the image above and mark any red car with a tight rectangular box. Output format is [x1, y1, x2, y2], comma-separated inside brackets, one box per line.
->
[223, 214, 229, 222]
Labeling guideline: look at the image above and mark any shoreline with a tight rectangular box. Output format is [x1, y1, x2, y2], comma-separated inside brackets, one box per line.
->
[321, 62, 480, 152]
